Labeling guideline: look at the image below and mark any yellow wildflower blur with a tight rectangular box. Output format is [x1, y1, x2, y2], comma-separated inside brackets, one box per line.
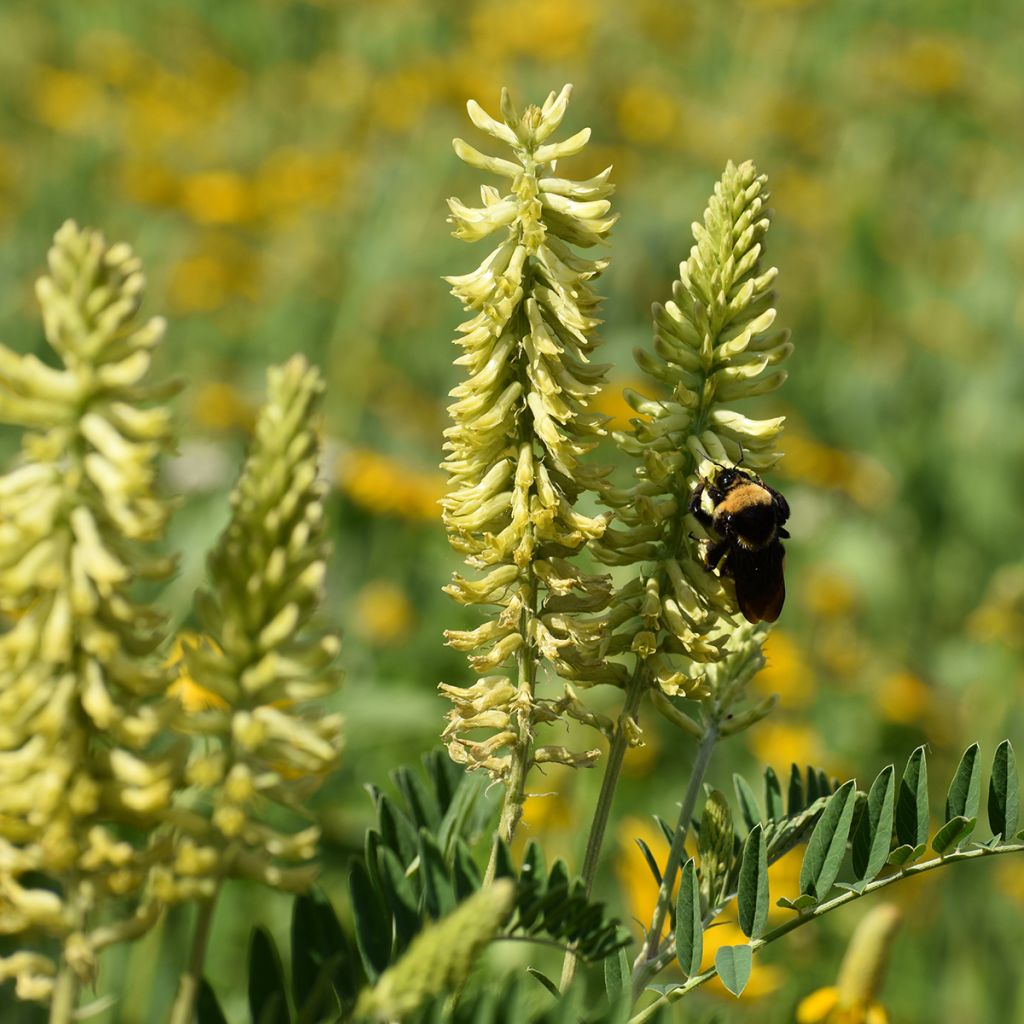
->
[352, 580, 416, 646]
[796, 904, 901, 1024]
[752, 630, 814, 707]
[336, 447, 444, 521]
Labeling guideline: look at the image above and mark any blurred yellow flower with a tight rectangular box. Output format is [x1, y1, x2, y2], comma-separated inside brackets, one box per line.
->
[967, 565, 1024, 650]
[30, 68, 108, 135]
[352, 580, 415, 646]
[617, 815, 670, 933]
[254, 148, 349, 222]
[748, 719, 824, 772]
[874, 671, 932, 726]
[797, 987, 888, 1024]
[752, 630, 814, 707]
[468, 0, 592, 61]
[796, 904, 900, 1024]
[777, 431, 894, 510]
[994, 857, 1024, 906]
[617, 85, 678, 145]
[166, 634, 228, 713]
[804, 568, 860, 620]
[336, 447, 444, 522]
[167, 237, 261, 315]
[875, 35, 967, 96]
[593, 378, 653, 432]
[191, 380, 257, 433]
[180, 170, 256, 226]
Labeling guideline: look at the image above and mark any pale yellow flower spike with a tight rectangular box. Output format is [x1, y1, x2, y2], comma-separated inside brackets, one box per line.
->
[167, 355, 343, 900]
[441, 84, 617, 841]
[0, 222, 181, 1002]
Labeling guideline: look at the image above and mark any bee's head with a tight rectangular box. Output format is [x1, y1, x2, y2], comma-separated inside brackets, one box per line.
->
[714, 466, 755, 492]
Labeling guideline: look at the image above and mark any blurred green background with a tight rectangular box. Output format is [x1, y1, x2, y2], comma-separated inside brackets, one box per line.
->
[1, 0, 1023, 1021]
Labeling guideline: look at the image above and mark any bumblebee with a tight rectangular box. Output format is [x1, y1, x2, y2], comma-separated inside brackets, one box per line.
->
[687, 466, 790, 623]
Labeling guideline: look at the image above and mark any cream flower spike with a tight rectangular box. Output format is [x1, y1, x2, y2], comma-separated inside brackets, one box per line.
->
[440, 85, 618, 842]
[0, 221, 181, 1000]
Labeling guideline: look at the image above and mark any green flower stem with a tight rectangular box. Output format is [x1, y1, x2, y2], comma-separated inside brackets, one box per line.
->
[628, 841, 1024, 1023]
[632, 721, 720, 999]
[497, 574, 540, 846]
[48, 962, 79, 1024]
[559, 668, 649, 989]
[168, 888, 221, 1024]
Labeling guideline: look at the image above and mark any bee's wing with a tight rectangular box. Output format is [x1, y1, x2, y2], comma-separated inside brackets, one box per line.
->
[734, 544, 786, 624]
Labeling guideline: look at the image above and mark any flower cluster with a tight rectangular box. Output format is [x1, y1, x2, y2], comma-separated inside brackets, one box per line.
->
[439, 85, 617, 835]
[0, 222, 181, 999]
[596, 161, 791, 704]
[173, 356, 343, 897]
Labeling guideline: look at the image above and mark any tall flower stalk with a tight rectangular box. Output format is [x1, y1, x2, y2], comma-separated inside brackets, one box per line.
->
[440, 84, 618, 844]
[0, 222, 181, 1015]
[559, 161, 791, 987]
[167, 356, 343, 1024]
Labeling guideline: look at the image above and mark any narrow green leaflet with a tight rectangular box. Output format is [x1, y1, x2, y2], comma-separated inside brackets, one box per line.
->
[635, 837, 664, 889]
[418, 829, 456, 919]
[932, 815, 974, 855]
[738, 824, 769, 939]
[196, 981, 228, 1024]
[526, 968, 560, 998]
[988, 740, 1019, 840]
[248, 927, 290, 1024]
[377, 846, 421, 948]
[715, 945, 753, 997]
[895, 745, 929, 850]
[733, 774, 762, 831]
[674, 858, 703, 977]
[764, 766, 784, 821]
[393, 764, 443, 832]
[852, 765, 895, 882]
[604, 946, 631, 1004]
[787, 764, 804, 815]
[799, 780, 857, 901]
[945, 743, 981, 822]
[350, 861, 392, 980]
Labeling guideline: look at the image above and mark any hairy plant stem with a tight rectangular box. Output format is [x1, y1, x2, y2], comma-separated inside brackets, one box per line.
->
[168, 886, 222, 1024]
[631, 720, 720, 1000]
[558, 668, 649, 989]
[628, 840, 1024, 1023]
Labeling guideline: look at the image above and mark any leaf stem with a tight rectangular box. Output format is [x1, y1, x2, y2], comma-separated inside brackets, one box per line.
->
[631, 719, 720, 999]
[559, 668, 648, 989]
[629, 841, 1024, 1023]
[168, 888, 221, 1024]
[48, 960, 79, 1024]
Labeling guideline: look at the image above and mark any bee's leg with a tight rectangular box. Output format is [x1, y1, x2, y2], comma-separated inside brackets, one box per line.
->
[777, 526, 790, 539]
[706, 540, 730, 570]
[688, 482, 713, 528]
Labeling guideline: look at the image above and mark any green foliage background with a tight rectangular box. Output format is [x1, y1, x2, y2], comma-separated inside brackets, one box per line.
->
[0, 1, 1022, 1021]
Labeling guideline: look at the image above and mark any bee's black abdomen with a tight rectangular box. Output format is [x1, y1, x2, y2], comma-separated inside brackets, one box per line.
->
[729, 542, 786, 623]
